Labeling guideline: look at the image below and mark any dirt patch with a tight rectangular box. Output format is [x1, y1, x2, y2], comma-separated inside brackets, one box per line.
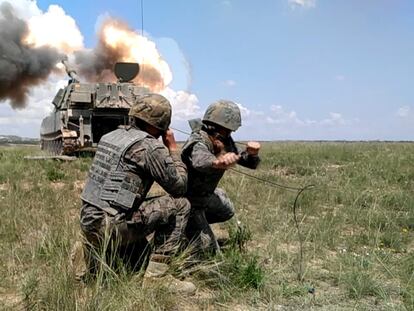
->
[50, 182, 65, 190]
[0, 291, 23, 310]
[325, 164, 345, 171]
[20, 182, 33, 191]
[272, 167, 296, 177]
[341, 225, 364, 237]
[73, 180, 85, 192]
[176, 289, 217, 311]
[227, 304, 254, 311]
[0, 183, 9, 191]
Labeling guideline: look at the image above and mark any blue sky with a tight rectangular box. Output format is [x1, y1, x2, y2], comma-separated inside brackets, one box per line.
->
[1, 0, 413, 140]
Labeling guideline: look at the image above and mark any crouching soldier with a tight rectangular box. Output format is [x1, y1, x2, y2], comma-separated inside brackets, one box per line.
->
[181, 100, 261, 253]
[72, 94, 195, 294]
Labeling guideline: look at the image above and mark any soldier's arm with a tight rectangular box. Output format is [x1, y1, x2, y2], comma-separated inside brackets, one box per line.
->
[145, 142, 188, 197]
[230, 139, 260, 169]
[237, 151, 260, 169]
[226, 137, 260, 169]
[190, 142, 224, 173]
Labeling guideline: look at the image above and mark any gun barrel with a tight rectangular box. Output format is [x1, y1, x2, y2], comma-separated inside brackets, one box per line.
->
[62, 59, 80, 82]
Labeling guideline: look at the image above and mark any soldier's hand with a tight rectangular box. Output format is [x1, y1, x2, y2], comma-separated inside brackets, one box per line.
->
[212, 152, 240, 169]
[246, 141, 261, 156]
[162, 129, 177, 152]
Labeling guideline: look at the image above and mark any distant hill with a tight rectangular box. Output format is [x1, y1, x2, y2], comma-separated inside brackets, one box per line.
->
[0, 135, 39, 145]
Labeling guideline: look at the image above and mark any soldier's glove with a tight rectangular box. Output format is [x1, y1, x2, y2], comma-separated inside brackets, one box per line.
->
[212, 152, 240, 169]
[245, 141, 261, 156]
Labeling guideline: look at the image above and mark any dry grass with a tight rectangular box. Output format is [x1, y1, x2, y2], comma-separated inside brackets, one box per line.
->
[0, 142, 413, 310]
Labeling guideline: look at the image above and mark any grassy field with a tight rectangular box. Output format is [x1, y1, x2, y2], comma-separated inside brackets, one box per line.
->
[0, 143, 413, 310]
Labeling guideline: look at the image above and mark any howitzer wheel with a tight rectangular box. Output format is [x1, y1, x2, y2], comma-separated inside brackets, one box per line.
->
[41, 138, 64, 156]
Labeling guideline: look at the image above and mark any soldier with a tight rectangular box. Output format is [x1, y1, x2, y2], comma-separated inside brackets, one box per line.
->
[72, 93, 195, 294]
[181, 100, 261, 253]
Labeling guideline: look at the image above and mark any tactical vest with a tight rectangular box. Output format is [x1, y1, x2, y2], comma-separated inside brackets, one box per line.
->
[182, 120, 225, 197]
[81, 127, 148, 215]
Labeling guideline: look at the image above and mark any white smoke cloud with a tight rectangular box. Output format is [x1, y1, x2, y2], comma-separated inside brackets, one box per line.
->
[0, 0, 84, 53]
[0, 0, 41, 20]
[26, 4, 84, 53]
[0, 0, 77, 136]
[289, 0, 316, 9]
[0, 0, 201, 138]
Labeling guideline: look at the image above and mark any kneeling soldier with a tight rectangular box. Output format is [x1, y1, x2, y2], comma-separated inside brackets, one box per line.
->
[73, 93, 195, 294]
[181, 100, 261, 253]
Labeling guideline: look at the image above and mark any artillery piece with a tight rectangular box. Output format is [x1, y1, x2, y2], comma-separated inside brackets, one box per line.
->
[40, 60, 149, 155]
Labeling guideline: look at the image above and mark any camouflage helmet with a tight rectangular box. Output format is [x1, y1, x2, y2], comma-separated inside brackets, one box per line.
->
[202, 100, 241, 131]
[129, 93, 172, 131]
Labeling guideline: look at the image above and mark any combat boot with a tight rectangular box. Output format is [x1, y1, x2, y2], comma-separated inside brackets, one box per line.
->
[143, 256, 196, 295]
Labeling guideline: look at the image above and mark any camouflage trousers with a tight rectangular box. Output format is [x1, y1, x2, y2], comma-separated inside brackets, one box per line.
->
[186, 188, 235, 253]
[79, 195, 190, 271]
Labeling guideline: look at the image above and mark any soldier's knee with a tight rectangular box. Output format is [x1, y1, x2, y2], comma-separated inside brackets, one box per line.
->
[226, 203, 235, 219]
[217, 189, 235, 220]
[222, 202, 235, 221]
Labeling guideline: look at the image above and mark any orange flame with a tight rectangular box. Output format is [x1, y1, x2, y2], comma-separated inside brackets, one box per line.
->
[101, 19, 172, 91]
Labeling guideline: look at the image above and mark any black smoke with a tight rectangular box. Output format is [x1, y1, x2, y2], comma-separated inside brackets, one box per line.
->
[0, 2, 62, 108]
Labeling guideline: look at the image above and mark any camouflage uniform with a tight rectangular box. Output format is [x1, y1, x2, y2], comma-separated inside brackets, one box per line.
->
[181, 117, 260, 252]
[79, 95, 190, 273]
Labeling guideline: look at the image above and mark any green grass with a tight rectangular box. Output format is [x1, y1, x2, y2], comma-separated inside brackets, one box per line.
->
[0, 143, 413, 310]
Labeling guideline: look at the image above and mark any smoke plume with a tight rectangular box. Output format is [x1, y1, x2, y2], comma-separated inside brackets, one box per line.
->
[75, 19, 170, 91]
[0, 2, 62, 108]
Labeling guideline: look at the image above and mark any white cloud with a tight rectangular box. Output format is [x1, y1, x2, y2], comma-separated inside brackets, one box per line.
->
[396, 106, 410, 118]
[239, 104, 355, 129]
[235, 103, 251, 118]
[320, 112, 347, 126]
[267, 105, 307, 125]
[289, 0, 316, 9]
[234, 104, 361, 140]
[223, 79, 236, 87]
[160, 87, 200, 121]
